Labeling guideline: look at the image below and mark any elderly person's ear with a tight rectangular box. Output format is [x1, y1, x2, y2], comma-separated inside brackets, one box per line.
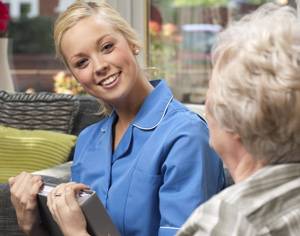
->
[231, 133, 241, 141]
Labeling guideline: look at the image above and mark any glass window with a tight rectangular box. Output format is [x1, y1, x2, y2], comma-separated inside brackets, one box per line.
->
[149, 0, 294, 104]
[3, 0, 295, 97]
[3, 0, 65, 93]
[2, 0, 146, 94]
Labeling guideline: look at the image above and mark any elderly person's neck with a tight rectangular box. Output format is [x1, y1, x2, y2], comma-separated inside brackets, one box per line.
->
[226, 145, 266, 183]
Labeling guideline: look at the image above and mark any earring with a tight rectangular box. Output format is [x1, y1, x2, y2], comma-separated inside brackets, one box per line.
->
[133, 48, 140, 55]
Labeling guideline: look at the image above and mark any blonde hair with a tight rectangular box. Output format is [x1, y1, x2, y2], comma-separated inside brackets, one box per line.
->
[54, 0, 142, 62]
[53, 0, 142, 115]
[209, 3, 300, 164]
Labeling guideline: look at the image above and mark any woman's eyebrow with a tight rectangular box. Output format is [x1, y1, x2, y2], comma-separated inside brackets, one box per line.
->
[96, 34, 111, 48]
[70, 34, 111, 61]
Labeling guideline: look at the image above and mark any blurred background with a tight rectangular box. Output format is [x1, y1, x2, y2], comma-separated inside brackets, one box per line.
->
[1, 0, 295, 104]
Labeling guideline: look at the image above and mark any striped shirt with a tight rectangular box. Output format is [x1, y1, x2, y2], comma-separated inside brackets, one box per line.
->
[177, 163, 300, 236]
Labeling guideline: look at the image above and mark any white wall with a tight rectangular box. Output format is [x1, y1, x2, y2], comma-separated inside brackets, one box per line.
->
[107, 0, 147, 67]
[55, 0, 75, 13]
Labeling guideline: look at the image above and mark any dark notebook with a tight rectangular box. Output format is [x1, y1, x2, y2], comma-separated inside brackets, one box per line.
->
[37, 182, 120, 236]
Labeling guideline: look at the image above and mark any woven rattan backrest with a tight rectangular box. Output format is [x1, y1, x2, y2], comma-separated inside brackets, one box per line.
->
[0, 91, 79, 134]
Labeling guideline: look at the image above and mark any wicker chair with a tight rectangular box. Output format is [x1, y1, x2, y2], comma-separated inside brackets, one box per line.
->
[0, 91, 103, 236]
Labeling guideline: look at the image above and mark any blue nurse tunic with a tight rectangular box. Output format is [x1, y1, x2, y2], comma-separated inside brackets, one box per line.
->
[72, 80, 225, 236]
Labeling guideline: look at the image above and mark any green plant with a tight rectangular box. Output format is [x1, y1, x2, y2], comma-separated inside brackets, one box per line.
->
[9, 16, 55, 54]
[149, 21, 179, 79]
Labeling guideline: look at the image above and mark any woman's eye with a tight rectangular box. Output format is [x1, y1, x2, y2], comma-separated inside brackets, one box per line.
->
[75, 59, 88, 69]
[102, 43, 114, 53]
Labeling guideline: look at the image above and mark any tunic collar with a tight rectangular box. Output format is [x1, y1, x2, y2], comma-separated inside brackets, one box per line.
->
[132, 80, 173, 130]
[102, 80, 173, 132]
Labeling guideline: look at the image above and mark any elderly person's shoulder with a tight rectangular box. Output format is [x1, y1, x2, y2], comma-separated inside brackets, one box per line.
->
[178, 163, 300, 236]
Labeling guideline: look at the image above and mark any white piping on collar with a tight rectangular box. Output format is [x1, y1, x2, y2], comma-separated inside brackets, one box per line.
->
[159, 226, 180, 230]
[133, 96, 173, 130]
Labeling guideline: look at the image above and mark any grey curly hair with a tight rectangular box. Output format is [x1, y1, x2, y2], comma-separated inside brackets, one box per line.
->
[208, 3, 300, 164]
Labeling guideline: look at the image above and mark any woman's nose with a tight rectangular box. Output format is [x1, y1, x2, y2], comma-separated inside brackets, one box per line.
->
[94, 60, 109, 77]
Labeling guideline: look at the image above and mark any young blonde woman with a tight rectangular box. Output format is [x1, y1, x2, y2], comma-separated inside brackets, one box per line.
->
[9, 1, 224, 236]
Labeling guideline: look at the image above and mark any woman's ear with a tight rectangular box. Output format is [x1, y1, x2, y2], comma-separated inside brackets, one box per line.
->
[133, 48, 140, 55]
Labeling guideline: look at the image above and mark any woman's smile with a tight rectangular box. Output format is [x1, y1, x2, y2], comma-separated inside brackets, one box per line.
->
[98, 71, 121, 89]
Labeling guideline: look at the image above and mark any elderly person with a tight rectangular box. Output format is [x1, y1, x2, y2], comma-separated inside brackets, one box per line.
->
[177, 3, 300, 236]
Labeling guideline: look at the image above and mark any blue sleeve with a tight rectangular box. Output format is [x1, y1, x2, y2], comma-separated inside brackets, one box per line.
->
[158, 117, 225, 236]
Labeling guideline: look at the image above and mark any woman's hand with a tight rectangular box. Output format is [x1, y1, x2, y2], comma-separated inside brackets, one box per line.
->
[9, 172, 48, 236]
[47, 182, 91, 236]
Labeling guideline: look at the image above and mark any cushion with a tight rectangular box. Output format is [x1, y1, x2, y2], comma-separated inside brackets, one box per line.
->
[0, 125, 77, 183]
[0, 91, 79, 134]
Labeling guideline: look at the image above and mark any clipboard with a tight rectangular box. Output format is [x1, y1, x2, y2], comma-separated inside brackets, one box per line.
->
[37, 182, 120, 236]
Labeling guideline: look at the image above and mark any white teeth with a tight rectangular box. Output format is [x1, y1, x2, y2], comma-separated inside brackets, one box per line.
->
[101, 74, 118, 86]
